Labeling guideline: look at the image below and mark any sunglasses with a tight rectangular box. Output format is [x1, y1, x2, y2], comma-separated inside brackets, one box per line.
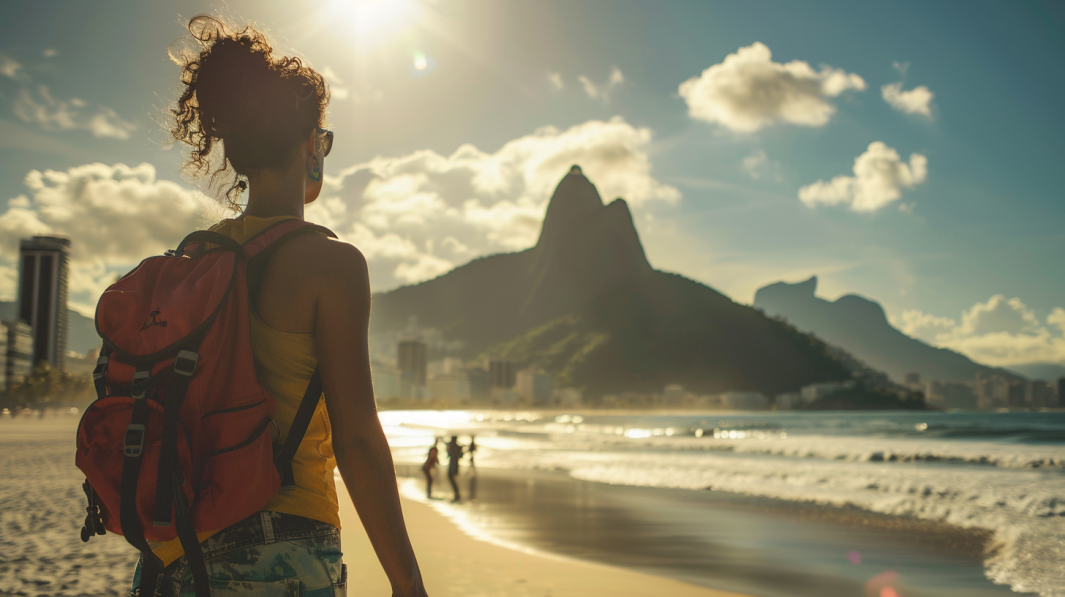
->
[316, 128, 334, 157]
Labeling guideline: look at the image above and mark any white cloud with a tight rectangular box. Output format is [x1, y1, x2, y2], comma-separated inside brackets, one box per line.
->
[309, 116, 679, 291]
[321, 66, 352, 101]
[0, 163, 223, 314]
[893, 296, 1065, 367]
[741, 149, 780, 181]
[892, 61, 909, 76]
[0, 55, 20, 78]
[577, 66, 624, 101]
[896, 309, 957, 340]
[678, 42, 866, 132]
[14, 86, 135, 139]
[43, 49, 59, 58]
[798, 141, 928, 212]
[577, 76, 598, 98]
[548, 71, 564, 90]
[1049, 308, 1065, 336]
[882, 82, 934, 117]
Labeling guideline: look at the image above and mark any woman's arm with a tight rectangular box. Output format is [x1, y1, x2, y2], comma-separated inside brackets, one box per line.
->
[313, 240, 427, 597]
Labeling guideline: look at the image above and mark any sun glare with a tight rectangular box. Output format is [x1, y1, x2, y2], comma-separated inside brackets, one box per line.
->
[322, 0, 423, 47]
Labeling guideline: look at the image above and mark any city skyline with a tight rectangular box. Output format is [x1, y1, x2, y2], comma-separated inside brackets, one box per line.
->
[0, 1, 1061, 373]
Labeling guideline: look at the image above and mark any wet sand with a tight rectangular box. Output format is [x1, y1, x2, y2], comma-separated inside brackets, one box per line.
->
[340, 487, 746, 596]
[393, 466, 1029, 597]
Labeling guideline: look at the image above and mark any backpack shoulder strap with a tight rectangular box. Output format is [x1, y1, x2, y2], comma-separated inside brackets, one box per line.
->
[240, 218, 337, 486]
[275, 366, 323, 486]
[243, 218, 336, 261]
[245, 219, 337, 309]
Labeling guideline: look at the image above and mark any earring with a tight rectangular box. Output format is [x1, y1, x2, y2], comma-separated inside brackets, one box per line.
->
[308, 157, 322, 182]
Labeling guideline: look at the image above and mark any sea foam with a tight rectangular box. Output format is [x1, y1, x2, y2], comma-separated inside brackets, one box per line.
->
[387, 412, 1065, 597]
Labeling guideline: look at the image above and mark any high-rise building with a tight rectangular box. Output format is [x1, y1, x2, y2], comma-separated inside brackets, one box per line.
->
[489, 359, 515, 389]
[975, 372, 1008, 409]
[1007, 381, 1027, 407]
[397, 340, 428, 398]
[516, 369, 553, 406]
[18, 236, 70, 371]
[2, 321, 33, 391]
[1058, 377, 1065, 408]
[925, 380, 978, 410]
[1029, 380, 1056, 408]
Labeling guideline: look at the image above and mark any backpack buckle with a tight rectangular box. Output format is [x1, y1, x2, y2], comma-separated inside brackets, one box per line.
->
[130, 370, 150, 399]
[92, 355, 108, 381]
[124, 423, 146, 457]
[174, 351, 198, 377]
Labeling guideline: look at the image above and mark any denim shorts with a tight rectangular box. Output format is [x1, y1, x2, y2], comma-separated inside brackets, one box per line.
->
[131, 511, 346, 597]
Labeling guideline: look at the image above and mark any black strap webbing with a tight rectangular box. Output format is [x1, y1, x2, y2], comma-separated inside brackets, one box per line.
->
[152, 366, 194, 527]
[172, 475, 210, 597]
[91, 345, 111, 402]
[274, 367, 323, 486]
[138, 555, 164, 597]
[119, 372, 166, 597]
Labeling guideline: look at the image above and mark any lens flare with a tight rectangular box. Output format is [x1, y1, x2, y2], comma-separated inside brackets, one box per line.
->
[413, 51, 428, 71]
[847, 550, 861, 564]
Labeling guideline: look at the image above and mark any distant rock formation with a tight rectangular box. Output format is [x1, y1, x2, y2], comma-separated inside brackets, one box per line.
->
[753, 276, 1021, 384]
[370, 166, 853, 397]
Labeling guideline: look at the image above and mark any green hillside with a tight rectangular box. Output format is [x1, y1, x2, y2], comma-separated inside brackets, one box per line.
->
[370, 166, 854, 397]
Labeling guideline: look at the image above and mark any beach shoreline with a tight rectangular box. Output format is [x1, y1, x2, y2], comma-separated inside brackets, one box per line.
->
[398, 465, 996, 560]
[390, 466, 1023, 597]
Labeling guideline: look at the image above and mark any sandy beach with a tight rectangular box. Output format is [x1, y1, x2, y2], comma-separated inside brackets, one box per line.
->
[0, 417, 740, 597]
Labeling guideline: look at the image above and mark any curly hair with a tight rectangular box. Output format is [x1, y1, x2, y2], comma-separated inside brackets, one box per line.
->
[169, 15, 329, 209]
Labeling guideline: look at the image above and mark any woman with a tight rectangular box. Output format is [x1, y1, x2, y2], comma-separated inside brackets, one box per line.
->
[134, 15, 427, 597]
[422, 445, 440, 499]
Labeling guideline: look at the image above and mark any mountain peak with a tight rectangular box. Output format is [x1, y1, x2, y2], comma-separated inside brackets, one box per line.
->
[537, 164, 605, 248]
[753, 276, 818, 307]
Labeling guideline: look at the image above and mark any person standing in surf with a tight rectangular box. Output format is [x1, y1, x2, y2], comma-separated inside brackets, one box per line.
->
[422, 444, 440, 499]
[445, 436, 463, 503]
[136, 15, 427, 597]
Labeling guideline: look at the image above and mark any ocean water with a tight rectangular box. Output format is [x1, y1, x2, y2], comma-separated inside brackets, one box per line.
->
[383, 409, 1065, 597]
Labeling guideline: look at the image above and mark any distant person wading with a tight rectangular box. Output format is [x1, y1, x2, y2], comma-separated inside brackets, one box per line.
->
[76, 15, 427, 597]
[446, 436, 463, 502]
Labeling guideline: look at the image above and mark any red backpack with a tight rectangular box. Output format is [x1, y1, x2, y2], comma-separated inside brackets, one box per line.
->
[75, 219, 334, 597]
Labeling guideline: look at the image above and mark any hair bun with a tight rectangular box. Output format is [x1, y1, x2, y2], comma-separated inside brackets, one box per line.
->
[194, 35, 274, 136]
[170, 15, 329, 210]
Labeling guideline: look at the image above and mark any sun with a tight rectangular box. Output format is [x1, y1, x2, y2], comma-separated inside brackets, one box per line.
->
[320, 0, 424, 48]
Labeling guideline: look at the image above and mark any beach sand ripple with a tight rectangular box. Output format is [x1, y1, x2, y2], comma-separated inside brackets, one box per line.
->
[1, 419, 136, 597]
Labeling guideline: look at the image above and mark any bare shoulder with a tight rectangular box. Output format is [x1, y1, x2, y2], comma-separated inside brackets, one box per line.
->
[277, 231, 368, 290]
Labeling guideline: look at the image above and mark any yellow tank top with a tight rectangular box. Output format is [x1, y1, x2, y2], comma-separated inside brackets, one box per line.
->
[152, 215, 340, 566]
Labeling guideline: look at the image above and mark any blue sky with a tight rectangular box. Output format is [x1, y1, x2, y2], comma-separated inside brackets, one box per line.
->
[0, 0, 1062, 369]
